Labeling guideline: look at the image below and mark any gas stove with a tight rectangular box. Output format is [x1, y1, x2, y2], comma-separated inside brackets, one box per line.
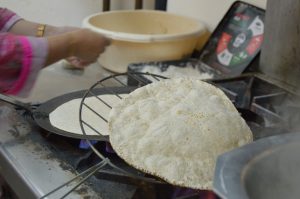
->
[0, 66, 298, 199]
[0, 2, 295, 197]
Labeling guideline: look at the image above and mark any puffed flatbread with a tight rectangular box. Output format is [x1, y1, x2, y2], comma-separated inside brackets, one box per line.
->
[109, 78, 252, 189]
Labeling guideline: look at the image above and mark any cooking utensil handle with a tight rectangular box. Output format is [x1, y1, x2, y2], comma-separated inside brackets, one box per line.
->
[0, 93, 31, 111]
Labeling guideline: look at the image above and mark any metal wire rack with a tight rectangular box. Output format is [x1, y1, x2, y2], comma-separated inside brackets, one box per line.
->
[41, 72, 168, 198]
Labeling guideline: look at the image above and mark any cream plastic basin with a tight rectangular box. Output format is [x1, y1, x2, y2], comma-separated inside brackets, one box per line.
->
[83, 10, 207, 73]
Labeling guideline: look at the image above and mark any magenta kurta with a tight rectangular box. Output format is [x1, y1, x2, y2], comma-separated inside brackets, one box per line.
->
[0, 8, 48, 96]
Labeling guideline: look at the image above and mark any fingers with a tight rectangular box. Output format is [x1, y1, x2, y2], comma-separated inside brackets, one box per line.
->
[46, 29, 110, 67]
[103, 37, 111, 46]
[65, 57, 94, 69]
[65, 29, 112, 64]
[78, 30, 111, 61]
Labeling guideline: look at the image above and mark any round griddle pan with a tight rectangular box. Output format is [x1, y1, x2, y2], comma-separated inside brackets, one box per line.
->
[0, 86, 137, 141]
[0, 88, 263, 141]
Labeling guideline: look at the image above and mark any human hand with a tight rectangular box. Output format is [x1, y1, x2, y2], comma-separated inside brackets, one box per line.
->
[68, 29, 111, 64]
[45, 26, 94, 68]
[63, 56, 93, 69]
[46, 29, 110, 67]
[45, 26, 103, 68]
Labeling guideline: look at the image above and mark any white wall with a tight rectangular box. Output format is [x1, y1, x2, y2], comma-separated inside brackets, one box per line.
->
[1, 0, 103, 27]
[2, 0, 266, 33]
[167, 0, 267, 32]
[1, 0, 154, 27]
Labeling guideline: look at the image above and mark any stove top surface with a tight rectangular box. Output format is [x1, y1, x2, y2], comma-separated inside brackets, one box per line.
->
[0, 63, 298, 199]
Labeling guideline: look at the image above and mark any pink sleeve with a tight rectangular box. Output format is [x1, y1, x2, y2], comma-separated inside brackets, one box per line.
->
[0, 33, 48, 97]
[0, 8, 22, 32]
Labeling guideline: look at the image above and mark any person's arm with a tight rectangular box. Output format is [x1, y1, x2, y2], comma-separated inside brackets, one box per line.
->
[0, 8, 110, 96]
[1, 8, 95, 68]
[0, 7, 73, 37]
[8, 19, 76, 37]
[0, 29, 110, 96]
[9, 20, 102, 68]
[46, 29, 110, 66]
[0, 8, 20, 32]
[8, 19, 47, 36]
[0, 33, 47, 96]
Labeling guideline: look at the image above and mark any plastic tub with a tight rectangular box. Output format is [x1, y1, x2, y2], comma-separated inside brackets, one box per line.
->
[83, 10, 207, 73]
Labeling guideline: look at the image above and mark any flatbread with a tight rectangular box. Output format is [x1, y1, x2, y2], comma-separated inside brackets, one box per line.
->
[49, 94, 127, 136]
[109, 78, 252, 189]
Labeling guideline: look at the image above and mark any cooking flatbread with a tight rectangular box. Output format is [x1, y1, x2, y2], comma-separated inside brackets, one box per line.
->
[109, 78, 252, 189]
[50, 94, 127, 136]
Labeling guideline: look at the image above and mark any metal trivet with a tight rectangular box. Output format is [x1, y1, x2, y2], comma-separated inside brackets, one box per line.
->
[41, 72, 168, 198]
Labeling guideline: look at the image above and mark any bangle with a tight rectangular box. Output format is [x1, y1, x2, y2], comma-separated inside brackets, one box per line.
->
[36, 24, 46, 37]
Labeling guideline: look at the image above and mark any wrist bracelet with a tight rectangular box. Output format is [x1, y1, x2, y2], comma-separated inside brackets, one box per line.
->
[36, 24, 46, 37]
